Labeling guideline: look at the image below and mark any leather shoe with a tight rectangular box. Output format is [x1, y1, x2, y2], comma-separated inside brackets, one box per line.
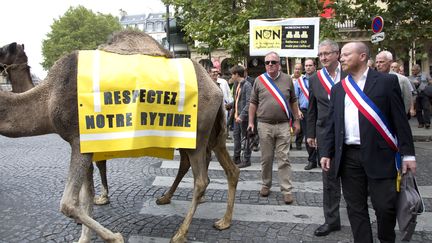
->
[260, 187, 270, 197]
[426, 124, 430, 129]
[304, 161, 317, 170]
[314, 223, 341, 236]
[283, 194, 294, 204]
[233, 157, 241, 165]
[418, 124, 425, 128]
[237, 160, 251, 168]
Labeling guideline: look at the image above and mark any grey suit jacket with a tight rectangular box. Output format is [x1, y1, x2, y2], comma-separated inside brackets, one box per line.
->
[306, 69, 347, 148]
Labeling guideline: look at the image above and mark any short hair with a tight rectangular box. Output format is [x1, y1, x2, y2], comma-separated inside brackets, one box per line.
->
[319, 39, 339, 52]
[356, 42, 370, 60]
[265, 51, 280, 60]
[377, 50, 393, 61]
[230, 65, 245, 77]
[412, 64, 421, 70]
[305, 58, 316, 66]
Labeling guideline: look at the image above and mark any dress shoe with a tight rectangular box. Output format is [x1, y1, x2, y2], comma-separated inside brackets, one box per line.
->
[418, 124, 424, 128]
[314, 223, 341, 236]
[260, 186, 270, 197]
[426, 124, 431, 129]
[296, 144, 302, 150]
[233, 157, 241, 165]
[283, 194, 294, 204]
[237, 160, 251, 168]
[304, 161, 317, 170]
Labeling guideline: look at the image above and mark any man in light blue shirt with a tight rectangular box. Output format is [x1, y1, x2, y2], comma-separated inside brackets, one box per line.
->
[293, 60, 318, 170]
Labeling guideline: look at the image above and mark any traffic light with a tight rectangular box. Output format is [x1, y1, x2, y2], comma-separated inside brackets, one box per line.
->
[165, 18, 189, 57]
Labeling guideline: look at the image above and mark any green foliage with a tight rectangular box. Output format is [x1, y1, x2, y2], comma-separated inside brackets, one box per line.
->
[331, 0, 432, 59]
[163, 0, 338, 61]
[41, 6, 122, 70]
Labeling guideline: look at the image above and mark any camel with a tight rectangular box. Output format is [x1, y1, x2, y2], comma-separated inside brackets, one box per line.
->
[0, 42, 34, 92]
[0, 42, 111, 206]
[0, 30, 240, 243]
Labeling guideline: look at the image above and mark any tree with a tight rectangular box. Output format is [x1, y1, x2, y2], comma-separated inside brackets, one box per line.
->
[331, 0, 432, 61]
[163, 0, 339, 61]
[41, 6, 122, 70]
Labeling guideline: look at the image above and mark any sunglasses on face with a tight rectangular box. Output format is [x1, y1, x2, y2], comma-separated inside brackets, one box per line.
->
[265, 60, 279, 65]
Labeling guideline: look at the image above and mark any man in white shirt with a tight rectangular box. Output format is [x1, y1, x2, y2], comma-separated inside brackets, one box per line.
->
[320, 42, 416, 243]
[209, 67, 233, 120]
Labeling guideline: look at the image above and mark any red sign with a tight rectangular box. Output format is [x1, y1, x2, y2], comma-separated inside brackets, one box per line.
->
[320, 0, 335, 19]
[372, 16, 384, 33]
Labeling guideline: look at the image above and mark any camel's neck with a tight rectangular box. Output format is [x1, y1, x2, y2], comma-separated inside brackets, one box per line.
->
[0, 85, 53, 137]
[8, 64, 35, 93]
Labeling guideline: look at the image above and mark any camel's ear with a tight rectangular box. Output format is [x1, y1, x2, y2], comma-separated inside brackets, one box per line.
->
[8, 42, 17, 54]
[22, 44, 25, 50]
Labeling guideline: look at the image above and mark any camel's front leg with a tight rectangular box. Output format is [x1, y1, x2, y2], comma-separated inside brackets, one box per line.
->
[212, 144, 239, 230]
[60, 144, 123, 243]
[94, 160, 110, 205]
[171, 148, 209, 243]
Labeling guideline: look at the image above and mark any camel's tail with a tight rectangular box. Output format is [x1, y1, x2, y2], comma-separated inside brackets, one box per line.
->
[208, 102, 227, 149]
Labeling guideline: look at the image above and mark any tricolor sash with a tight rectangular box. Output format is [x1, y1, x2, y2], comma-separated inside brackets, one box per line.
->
[317, 67, 334, 98]
[258, 73, 290, 119]
[297, 76, 309, 100]
[341, 75, 402, 188]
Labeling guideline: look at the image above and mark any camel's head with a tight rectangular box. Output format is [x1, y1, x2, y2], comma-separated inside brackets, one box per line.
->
[0, 42, 28, 73]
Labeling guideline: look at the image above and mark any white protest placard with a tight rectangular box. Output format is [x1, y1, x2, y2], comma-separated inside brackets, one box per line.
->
[249, 17, 320, 57]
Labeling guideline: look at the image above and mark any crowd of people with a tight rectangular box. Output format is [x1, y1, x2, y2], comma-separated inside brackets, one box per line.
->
[207, 39, 426, 242]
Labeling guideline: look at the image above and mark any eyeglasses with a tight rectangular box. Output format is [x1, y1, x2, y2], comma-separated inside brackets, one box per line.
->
[265, 60, 279, 65]
[318, 51, 337, 58]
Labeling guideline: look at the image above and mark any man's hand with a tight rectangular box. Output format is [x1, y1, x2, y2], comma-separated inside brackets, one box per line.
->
[235, 117, 242, 123]
[298, 110, 304, 120]
[410, 107, 416, 117]
[307, 138, 317, 148]
[402, 160, 416, 175]
[320, 157, 331, 172]
[247, 124, 254, 134]
[292, 120, 301, 135]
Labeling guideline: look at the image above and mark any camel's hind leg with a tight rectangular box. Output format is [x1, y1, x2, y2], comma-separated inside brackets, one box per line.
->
[94, 160, 110, 205]
[157, 148, 211, 205]
[60, 144, 123, 243]
[156, 150, 191, 205]
[170, 148, 209, 243]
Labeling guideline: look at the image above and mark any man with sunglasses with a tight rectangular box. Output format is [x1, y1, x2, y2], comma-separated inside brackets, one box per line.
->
[248, 51, 300, 204]
[307, 39, 346, 236]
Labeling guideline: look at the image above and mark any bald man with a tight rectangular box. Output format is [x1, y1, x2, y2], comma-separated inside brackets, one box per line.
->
[320, 42, 416, 243]
[375, 51, 415, 116]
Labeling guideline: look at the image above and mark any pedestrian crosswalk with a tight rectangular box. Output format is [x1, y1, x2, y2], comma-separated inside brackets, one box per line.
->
[136, 141, 432, 241]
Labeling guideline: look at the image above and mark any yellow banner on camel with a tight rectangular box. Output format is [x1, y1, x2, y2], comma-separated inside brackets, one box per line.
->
[77, 50, 198, 160]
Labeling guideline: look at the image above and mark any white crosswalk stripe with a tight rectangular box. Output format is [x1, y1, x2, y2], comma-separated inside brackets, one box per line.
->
[160, 160, 322, 172]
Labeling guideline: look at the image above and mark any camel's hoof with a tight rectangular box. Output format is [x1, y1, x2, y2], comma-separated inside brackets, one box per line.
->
[214, 218, 231, 230]
[108, 233, 124, 243]
[170, 232, 186, 243]
[198, 195, 206, 204]
[156, 195, 171, 205]
[94, 195, 110, 205]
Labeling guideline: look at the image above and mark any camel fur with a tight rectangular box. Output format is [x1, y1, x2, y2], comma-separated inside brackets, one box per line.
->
[0, 30, 239, 243]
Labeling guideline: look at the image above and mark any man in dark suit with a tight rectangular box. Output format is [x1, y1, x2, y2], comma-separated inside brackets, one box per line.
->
[307, 39, 346, 236]
[320, 42, 416, 243]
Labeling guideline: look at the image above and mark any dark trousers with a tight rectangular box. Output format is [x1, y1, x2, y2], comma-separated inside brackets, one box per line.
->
[233, 119, 251, 160]
[416, 93, 431, 125]
[341, 145, 398, 243]
[321, 152, 341, 227]
[298, 108, 317, 163]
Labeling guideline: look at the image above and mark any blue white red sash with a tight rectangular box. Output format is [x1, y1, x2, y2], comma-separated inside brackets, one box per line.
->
[258, 73, 290, 119]
[297, 76, 309, 100]
[317, 67, 334, 98]
[341, 75, 401, 172]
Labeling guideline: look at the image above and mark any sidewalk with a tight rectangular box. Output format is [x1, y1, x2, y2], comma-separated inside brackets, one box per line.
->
[409, 118, 432, 141]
